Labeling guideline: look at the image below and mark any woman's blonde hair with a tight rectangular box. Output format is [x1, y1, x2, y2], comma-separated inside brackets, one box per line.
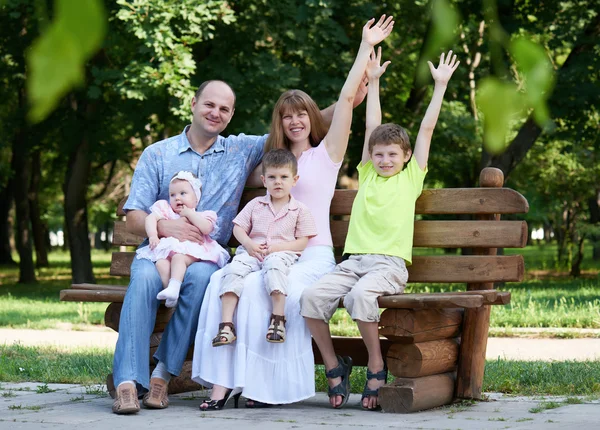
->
[265, 90, 328, 152]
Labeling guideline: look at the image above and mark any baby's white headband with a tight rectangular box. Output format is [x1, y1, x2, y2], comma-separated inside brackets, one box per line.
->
[170, 171, 202, 202]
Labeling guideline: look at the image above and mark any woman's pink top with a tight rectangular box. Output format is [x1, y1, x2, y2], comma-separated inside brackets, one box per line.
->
[291, 141, 342, 248]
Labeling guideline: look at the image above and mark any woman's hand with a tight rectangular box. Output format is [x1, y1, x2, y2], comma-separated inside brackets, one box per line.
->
[427, 50, 460, 86]
[366, 46, 391, 81]
[362, 15, 394, 47]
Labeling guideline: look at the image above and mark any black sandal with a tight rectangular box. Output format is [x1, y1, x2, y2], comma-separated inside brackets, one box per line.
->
[199, 389, 241, 410]
[212, 322, 237, 347]
[326, 355, 353, 409]
[266, 314, 286, 343]
[361, 363, 388, 411]
[245, 398, 272, 408]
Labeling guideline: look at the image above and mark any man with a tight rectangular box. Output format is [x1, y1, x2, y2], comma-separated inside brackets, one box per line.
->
[112, 79, 367, 414]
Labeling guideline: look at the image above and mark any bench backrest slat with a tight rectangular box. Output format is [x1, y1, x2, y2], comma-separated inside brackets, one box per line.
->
[110, 251, 524, 283]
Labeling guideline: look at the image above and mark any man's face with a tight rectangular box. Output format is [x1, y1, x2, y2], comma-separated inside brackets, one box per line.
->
[191, 82, 235, 137]
[370, 143, 411, 177]
[261, 166, 298, 201]
[169, 180, 198, 213]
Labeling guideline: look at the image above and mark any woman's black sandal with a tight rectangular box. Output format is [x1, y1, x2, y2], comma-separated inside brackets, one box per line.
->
[199, 389, 241, 410]
[212, 322, 237, 347]
[266, 314, 286, 343]
[245, 399, 272, 408]
[361, 363, 388, 411]
[326, 355, 353, 409]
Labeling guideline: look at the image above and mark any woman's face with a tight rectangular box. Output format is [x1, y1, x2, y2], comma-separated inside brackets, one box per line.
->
[281, 109, 311, 145]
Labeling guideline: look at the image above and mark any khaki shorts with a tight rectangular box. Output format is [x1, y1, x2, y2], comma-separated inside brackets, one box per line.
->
[220, 249, 298, 297]
[300, 254, 408, 323]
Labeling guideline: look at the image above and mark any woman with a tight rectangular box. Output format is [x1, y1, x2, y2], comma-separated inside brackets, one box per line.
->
[191, 14, 394, 409]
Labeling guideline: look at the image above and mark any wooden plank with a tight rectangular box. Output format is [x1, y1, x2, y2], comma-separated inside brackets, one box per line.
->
[109, 252, 524, 282]
[118, 187, 529, 218]
[412, 220, 528, 248]
[387, 339, 459, 378]
[72, 283, 127, 292]
[379, 373, 455, 413]
[375, 293, 484, 309]
[112, 221, 143, 247]
[379, 308, 463, 344]
[60, 289, 125, 303]
[313, 337, 393, 367]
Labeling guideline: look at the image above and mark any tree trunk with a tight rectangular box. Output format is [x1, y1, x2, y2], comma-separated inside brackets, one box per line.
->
[570, 234, 586, 277]
[64, 99, 96, 284]
[12, 125, 36, 283]
[0, 180, 16, 265]
[29, 149, 49, 267]
[481, 14, 600, 180]
[589, 193, 600, 261]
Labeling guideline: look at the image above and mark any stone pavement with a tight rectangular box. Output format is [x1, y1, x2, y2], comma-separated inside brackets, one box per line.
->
[1, 382, 599, 430]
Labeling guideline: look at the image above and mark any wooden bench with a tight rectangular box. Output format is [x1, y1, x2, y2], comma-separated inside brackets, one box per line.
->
[60, 167, 528, 413]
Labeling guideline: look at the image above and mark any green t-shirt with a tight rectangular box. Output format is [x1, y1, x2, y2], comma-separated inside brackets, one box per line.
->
[343, 157, 427, 265]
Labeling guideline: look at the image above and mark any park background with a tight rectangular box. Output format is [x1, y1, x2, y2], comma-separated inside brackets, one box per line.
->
[1, 0, 599, 401]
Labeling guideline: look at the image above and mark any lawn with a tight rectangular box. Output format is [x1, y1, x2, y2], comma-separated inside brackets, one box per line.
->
[1, 245, 599, 332]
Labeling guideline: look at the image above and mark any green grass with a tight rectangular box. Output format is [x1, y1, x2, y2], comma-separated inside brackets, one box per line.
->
[0, 344, 112, 385]
[0, 344, 597, 397]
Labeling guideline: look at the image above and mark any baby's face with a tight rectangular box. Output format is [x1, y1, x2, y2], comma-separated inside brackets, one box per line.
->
[370, 143, 411, 177]
[169, 179, 198, 213]
[261, 165, 298, 201]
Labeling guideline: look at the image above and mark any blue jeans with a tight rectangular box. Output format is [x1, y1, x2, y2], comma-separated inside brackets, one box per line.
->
[113, 255, 218, 392]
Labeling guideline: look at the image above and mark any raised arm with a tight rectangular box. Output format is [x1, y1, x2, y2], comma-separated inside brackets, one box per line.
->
[319, 75, 369, 127]
[324, 15, 394, 163]
[413, 50, 460, 170]
[362, 47, 391, 164]
[180, 207, 214, 235]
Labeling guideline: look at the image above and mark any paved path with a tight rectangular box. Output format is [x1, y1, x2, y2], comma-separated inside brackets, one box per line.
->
[3, 328, 600, 361]
[0, 382, 599, 430]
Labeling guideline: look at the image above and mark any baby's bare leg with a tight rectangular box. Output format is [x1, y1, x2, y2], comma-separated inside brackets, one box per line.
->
[155, 259, 170, 289]
[157, 253, 197, 307]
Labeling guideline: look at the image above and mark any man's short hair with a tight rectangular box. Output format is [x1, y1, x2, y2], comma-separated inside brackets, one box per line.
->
[368, 123, 411, 154]
[262, 149, 298, 176]
[194, 80, 237, 106]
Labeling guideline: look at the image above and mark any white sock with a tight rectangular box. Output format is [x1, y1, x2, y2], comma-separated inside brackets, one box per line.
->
[117, 380, 135, 389]
[157, 278, 182, 307]
[151, 361, 172, 383]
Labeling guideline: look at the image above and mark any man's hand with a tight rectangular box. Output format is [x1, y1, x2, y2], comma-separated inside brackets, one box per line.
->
[244, 239, 267, 262]
[149, 236, 160, 250]
[157, 218, 205, 244]
[352, 74, 369, 108]
[427, 50, 460, 86]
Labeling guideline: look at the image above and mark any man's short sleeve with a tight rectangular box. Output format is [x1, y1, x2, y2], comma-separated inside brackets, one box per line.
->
[238, 134, 268, 174]
[123, 147, 160, 213]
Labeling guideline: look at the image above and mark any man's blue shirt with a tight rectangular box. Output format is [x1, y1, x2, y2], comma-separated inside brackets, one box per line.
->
[124, 126, 266, 245]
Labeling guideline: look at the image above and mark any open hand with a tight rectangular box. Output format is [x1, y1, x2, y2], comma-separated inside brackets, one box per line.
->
[427, 50, 460, 85]
[157, 217, 204, 244]
[362, 15, 394, 47]
[366, 46, 391, 80]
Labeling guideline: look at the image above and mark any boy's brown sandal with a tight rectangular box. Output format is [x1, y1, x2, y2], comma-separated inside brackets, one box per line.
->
[112, 382, 140, 414]
[142, 377, 169, 409]
[212, 322, 237, 347]
[266, 314, 286, 343]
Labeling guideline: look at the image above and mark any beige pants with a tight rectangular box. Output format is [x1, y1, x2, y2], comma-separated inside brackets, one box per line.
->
[300, 254, 408, 323]
[219, 249, 298, 297]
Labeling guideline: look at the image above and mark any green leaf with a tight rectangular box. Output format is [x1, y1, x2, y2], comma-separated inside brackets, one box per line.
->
[26, 0, 106, 123]
[509, 37, 555, 126]
[478, 77, 524, 154]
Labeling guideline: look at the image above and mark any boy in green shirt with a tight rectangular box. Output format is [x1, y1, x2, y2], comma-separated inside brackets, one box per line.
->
[301, 48, 459, 410]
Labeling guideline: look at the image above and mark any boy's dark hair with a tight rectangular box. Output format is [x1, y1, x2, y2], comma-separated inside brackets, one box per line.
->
[368, 123, 411, 154]
[262, 149, 298, 176]
[194, 80, 237, 107]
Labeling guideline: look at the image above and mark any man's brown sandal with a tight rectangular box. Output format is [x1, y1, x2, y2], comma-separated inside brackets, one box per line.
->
[142, 377, 169, 409]
[266, 314, 286, 343]
[112, 382, 140, 414]
[212, 322, 237, 347]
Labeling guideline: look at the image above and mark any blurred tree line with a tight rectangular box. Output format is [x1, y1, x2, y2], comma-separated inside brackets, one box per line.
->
[0, 0, 598, 282]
